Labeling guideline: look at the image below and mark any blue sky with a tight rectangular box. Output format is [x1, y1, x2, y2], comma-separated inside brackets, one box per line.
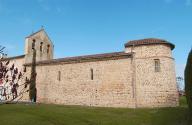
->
[0, 0, 191, 80]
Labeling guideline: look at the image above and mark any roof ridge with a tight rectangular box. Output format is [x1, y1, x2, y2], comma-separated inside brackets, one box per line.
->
[25, 28, 54, 45]
[26, 28, 44, 38]
[124, 38, 175, 50]
[129, 38, 167, 42]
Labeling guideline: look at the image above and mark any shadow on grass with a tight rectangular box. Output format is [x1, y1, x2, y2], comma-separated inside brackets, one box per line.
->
[0, 96, 190, 125]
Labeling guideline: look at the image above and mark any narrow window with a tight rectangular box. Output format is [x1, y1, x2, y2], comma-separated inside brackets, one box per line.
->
[90, 68, 93, 80]
[154, 59, 160, 72]
[47, 44, 50, 53]
[40, 42, 43, 52]
[23, 66, 27, 72]
[32, 39, 36, 50]
[57, 71, 61, 81]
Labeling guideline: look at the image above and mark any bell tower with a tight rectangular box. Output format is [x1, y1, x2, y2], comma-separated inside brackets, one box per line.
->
[24, 29, 54, 64]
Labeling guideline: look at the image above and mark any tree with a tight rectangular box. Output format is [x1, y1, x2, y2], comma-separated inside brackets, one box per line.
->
[185, 49, 192, 111]
[177, 76, 184, 91]
[0, 46, 30, 103]
[0, 59, 29, 103]
[0, 46, 5, 54]
[0, 44, 37, 104]
[0, 46, 6, 59]
[29, 48, 37, 102]
[177, 76, 184, 96]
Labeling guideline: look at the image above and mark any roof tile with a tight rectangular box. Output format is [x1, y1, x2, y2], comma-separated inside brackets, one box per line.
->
[124, 38, 175, 50]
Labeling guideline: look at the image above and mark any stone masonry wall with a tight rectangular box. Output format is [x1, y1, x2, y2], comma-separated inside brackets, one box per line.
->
[25, 30, 54, 64]
[126, 44, 179, 107]
[30, 58, 135, 108]
[0, 43, 178, 108]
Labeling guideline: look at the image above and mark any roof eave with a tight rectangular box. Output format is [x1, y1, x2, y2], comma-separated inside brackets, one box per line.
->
[124, 42, 175, 50]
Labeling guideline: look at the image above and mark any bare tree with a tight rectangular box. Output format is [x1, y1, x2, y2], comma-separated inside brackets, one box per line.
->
[0, 46, 30, 104]
[176, 76, 184, 91]
[0, 46, 6, 59]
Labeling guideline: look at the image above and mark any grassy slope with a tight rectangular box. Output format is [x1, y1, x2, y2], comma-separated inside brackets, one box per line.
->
[0, 97, 189, 125]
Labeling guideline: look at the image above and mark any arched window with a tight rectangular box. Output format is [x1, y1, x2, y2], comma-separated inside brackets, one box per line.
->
[90, 68, 93, 80]
[57, 71, 61, 81]
[47, 44, 50, 53]
[32, 39, 36, 50]
[154, 59, 160, 72]
[40, 42, 43, 52]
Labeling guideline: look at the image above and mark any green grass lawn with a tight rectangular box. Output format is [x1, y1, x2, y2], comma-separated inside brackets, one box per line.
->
[0, 97, 190, 125]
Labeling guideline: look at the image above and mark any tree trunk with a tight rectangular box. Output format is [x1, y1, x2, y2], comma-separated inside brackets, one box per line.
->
[29, 49, 37, 102]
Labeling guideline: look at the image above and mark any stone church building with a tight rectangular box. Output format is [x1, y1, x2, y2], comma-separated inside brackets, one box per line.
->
[0, 29, 179, 108]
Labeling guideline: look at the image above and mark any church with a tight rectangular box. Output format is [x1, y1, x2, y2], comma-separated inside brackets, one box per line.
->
[0, 29, 179, 108]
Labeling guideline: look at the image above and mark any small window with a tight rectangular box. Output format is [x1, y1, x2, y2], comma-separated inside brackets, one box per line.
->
[32, 39, 36, 49]
[57, 71, 61, 81]
[154, 59, 160, 72]
[47, 45, 50, 53]
[40, 42, 43, 52]
[23, 66, 27, 72]
[90, 68, 93, 80]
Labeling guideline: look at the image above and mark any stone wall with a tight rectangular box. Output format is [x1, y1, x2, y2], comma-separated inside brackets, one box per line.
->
[135, 57, 178, 107]
[0, 43, 179, 108]
[126, 44, 179, 107]
[25, 29, 54, 64]
[1, 56, 25, 71]
[29, 58, 136, 108]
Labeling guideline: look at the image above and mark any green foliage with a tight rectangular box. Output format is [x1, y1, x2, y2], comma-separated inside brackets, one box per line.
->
[180, 96, 188, 107]
[185, 49, 192, 110]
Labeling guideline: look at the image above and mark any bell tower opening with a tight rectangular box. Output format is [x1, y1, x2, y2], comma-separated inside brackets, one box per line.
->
[40, 42, 43, 52]
[25, 29, 54, 64]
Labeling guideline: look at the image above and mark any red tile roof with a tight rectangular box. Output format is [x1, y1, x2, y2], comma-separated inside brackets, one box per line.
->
[24, 52, 132, 66]
[124, 38, 175, 50]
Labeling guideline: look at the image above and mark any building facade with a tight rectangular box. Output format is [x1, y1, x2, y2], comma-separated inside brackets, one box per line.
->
[0, 29, 179, 108]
